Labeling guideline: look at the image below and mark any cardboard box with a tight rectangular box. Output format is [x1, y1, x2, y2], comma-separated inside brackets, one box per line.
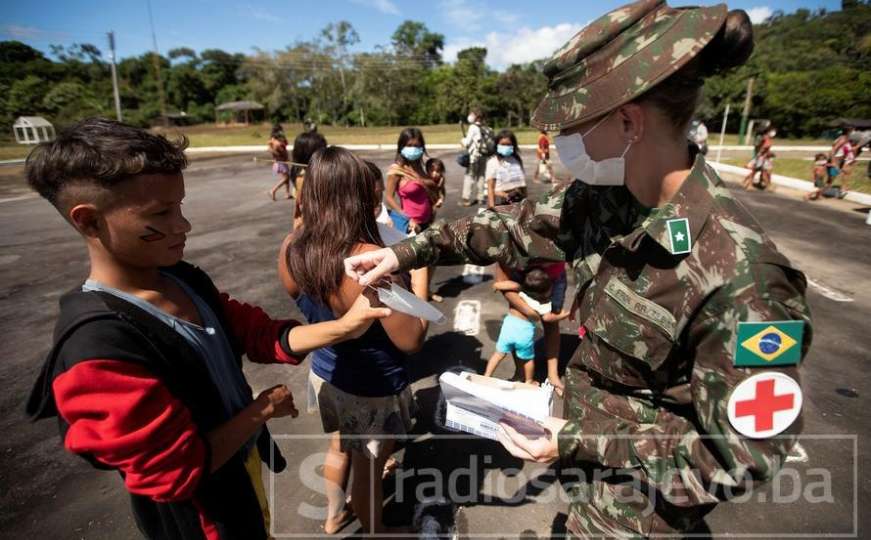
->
[439, 371, 554, 441]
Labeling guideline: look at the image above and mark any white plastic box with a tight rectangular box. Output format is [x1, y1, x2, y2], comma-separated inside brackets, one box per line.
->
[438, 371, 555, 441]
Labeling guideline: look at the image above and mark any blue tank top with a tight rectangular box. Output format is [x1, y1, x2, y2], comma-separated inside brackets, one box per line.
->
[296, 293, 408, 397]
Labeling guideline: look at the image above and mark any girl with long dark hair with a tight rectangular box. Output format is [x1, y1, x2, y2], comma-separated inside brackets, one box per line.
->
[384, 128, 436, 234]
[385, 127, 442, 302]
[278, 146, 429, 536]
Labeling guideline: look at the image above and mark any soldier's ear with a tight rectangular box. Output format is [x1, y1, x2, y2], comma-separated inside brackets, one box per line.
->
[617, 104, 644, 145]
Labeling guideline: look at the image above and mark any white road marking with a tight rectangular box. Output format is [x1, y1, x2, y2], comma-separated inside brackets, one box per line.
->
[0, 194, 37, 204]
[807, 278, 854, 303]
[785, 442, 809, 463]
[453, 300, 481, 336]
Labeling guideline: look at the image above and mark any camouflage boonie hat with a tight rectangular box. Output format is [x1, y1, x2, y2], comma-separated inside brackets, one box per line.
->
[531, 0, 727, 131]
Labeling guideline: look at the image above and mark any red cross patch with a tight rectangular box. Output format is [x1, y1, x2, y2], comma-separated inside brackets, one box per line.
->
[727, 372, 802, 439]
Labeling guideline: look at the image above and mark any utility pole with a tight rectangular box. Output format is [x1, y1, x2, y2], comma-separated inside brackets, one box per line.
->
[146, 0, 167, 125]
[738, 77, 755, 145]
[107, 31, 123, 121]
[716, 103, 730, 163]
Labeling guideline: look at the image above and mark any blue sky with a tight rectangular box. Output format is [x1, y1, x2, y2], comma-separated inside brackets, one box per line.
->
[2, 0, 843, 70]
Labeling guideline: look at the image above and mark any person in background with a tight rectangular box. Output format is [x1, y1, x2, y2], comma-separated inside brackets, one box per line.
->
[268, 129, 292, 201]
[804, 153, 831, 201]
[743, 126, 775, 190]
[688, 119, 709, 155]
[533, 129, 555, 183]
[485, 267, 553, 384]
[290, 131, 328, 223]
[385, 128, 434, 236]
[386, 128, 442, 302]
[425, 158, 447, 209]
[485, 129, 527, 208]
[493, 262, 570, 395]
[278, 146, 429, 537]
[831, 127, 857, 194]
[459, 109, 488, 206]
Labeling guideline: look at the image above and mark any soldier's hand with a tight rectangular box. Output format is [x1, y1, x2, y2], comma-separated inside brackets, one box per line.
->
[344, 248, 400, 286]
[497, 415, 567, 463]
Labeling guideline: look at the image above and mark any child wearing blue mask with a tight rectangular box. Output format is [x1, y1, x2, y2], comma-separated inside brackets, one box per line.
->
[386, 127, 434, 234]
[485, 129, 527, 208]
[385, 128, 442, 302]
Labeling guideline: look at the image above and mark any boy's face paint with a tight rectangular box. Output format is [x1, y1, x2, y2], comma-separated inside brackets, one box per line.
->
[96, 173, 191, 268]
[139, 225, 167, 242]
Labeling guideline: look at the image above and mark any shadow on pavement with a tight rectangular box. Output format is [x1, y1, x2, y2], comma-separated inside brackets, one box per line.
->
[433, 273, 494, 299]
[408, 332, 484, 383]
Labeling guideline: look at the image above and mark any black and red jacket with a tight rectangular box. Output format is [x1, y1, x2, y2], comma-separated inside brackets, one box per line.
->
[26, 261, 303, 540]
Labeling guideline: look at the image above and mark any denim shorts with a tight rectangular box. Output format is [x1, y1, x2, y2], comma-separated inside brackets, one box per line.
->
[550, 269, 568, 312]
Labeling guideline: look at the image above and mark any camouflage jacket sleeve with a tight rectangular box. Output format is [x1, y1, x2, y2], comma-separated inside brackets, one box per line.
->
[390, 184, 571, 271]
[558, 261, 813, 506]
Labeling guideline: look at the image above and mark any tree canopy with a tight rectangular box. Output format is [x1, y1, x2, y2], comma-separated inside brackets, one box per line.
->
[1, 6, 869, 138]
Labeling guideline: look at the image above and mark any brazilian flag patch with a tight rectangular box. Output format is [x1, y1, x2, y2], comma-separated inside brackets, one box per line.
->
[735, 321, 805, 367]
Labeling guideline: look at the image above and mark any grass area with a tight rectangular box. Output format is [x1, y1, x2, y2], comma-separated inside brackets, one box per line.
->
[156, 122, 542, 146]
[164, 123, 834, 148]
[719, 156, 871, 194]
[1, 124, 834, 161]
[0, 145, 31, 161]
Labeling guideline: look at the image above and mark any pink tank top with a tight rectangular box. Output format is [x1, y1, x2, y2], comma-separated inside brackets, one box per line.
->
[389, 164, 433, 224]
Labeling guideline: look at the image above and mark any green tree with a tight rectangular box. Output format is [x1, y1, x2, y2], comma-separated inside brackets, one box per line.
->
[42, 81, 104, 124]
[391, 21, 444, 67]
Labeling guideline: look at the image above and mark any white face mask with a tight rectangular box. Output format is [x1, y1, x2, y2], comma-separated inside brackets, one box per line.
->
[553, 114, 632, 186]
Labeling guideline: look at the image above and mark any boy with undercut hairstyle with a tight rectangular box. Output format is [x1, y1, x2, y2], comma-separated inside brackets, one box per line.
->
[25, 118, 390, 540]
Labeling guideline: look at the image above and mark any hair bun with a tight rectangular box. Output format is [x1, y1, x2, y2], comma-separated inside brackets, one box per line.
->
[701, 9, 755, 76]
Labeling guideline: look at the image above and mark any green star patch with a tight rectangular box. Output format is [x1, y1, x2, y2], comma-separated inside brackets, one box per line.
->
[666, 218, 691, 255]
[735, 320, 805, 367]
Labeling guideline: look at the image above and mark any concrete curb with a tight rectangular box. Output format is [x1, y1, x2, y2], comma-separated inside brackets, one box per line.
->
[708, 161, 871, 206]
[180, 143, 836, 154]
[0, 144, 833, 166]
[184, 143, 516, 153]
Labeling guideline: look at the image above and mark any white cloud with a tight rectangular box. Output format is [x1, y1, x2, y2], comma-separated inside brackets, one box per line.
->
[746, 6, 773, 24]
[244, 5, 284, 23]
[440, 0, 486, 33]
[0, 24, 69, 41]
[444, 22, 585, 70]
[350, 0, 400, 16]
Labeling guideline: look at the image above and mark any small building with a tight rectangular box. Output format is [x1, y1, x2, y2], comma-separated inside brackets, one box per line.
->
[13, 116, 55, 144]
[214, 101, 264, 125]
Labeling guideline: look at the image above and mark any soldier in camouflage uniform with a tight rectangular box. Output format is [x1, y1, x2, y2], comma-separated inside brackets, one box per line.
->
[345, 1, 812, 537]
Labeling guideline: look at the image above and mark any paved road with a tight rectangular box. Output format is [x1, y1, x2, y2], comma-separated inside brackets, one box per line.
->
[1, 149, 869, 538]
